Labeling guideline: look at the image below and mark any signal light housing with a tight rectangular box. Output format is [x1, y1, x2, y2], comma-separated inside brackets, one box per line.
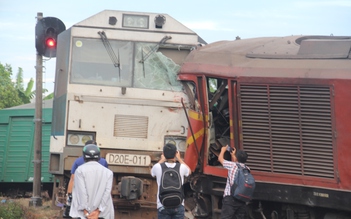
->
[35, 17, 65, 57]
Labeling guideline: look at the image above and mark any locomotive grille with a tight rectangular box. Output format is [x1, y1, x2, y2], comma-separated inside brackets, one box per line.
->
[239, 84, 334, 178]
[114, 115, 148, 138]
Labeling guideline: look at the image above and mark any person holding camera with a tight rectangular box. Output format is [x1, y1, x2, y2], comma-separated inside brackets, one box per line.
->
[218, 145, 249, 219]
[151, 143, 191, 219]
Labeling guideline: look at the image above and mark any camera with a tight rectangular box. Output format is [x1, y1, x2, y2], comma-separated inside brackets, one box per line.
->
[226, 145, 233, 152]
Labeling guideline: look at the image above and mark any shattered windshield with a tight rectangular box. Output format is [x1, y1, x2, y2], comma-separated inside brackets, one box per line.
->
[71, 38, 183, 91]
[134, 42, 182, 91]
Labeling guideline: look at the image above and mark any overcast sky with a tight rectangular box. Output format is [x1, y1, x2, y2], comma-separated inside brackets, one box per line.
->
[1, 0, 350, 95]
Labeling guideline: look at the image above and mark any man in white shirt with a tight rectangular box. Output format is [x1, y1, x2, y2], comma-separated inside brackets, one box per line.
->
[69, 144, 114, 219]
[151, 143, 191, 219]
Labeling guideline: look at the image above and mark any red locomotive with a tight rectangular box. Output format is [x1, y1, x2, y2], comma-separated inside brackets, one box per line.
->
[179, 35, 351, 219]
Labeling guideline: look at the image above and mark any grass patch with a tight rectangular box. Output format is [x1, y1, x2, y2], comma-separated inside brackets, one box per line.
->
[0, 197, 61, 219]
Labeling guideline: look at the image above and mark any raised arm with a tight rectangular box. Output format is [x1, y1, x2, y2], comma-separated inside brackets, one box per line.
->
[218, 146, 228, 165]
[176, 151, 192, 175]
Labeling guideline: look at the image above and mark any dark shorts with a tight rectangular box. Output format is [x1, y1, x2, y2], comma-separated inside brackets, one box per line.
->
[157, 205, 185, 219]
[221, 196, 247, 219]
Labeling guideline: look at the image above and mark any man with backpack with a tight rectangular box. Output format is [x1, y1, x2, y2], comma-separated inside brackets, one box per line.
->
[218, 145, 255, 219]
[151, 143, 191, 219]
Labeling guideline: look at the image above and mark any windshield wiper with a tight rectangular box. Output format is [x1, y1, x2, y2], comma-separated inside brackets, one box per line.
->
[139, 35, 172, 77]
[98, 31, 121, 79]
[139, 35, 172, 63]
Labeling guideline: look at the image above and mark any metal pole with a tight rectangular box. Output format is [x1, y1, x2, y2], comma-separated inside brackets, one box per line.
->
[30, 12, 43, 207]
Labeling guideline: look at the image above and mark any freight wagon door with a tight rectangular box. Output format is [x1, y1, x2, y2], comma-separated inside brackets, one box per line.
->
[1, 117, 34, 182]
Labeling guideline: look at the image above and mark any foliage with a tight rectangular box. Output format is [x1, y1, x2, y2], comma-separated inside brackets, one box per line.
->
[0, 63, 54, 109]
[209, 78, 217, 93]
[14, 67, 37, 104]
[44, 92, 54, 100]
[25, 78, 35, 98]
[0, 63, 22, 109]
[18, 78, 35, 104]
[0, 201, 25, 219]
[15, 67, 24, 91]
[0, 198, 61, 219]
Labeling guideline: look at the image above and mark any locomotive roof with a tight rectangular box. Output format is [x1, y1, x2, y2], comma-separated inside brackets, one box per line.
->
[74, 10, 200, 37]
[179, 35, 351, 79]
[68, 10, 206, 45]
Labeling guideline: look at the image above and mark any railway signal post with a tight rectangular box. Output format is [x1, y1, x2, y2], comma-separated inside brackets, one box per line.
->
[30, 12, 44, 207]
[30, 12, 65, 207]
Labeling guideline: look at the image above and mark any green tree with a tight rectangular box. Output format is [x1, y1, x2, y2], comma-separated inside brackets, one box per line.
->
[15, 67, 31, 103]
[15, 69, 53, 102]
[44, 92, 54, 100]
[0, 63, 22, 109]
[14, 67, 38, 104]
[17, 77, 36, 104]
[1, 63, 54, 109]
[20, 78, 52, 102]
[24, 78, 36, 99]
[15, 67, 24, 91]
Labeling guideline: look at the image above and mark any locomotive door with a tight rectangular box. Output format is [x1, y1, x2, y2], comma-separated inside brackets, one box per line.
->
[205, 77, 239, 167]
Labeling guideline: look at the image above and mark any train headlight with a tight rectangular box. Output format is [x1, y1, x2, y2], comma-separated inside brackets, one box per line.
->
[67, 132, 95, 146]
[178, 140, 187, 152]
[81, 135, 92, 145]
[69, 134, 79, 144]
[164, 136, 187, 152]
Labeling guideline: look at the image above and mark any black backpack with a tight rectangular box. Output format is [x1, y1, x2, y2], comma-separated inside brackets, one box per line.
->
[159, 162, 184, 208]
[231, 163, 255, 202]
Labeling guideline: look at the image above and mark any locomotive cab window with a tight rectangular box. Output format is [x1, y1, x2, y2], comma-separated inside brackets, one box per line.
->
[71, 38, 133, 87]
[70, 38, 184, 91]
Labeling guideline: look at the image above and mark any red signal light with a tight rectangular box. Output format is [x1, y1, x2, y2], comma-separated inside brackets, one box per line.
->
[46, 38, 56, 48]
[35, 17, 65, 57]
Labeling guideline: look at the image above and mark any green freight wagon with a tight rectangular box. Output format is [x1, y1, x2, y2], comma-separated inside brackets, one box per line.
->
[0, 100, 53, 186]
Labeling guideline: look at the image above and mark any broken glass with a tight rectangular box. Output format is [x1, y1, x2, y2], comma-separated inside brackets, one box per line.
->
[134, 42, 183, 91]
